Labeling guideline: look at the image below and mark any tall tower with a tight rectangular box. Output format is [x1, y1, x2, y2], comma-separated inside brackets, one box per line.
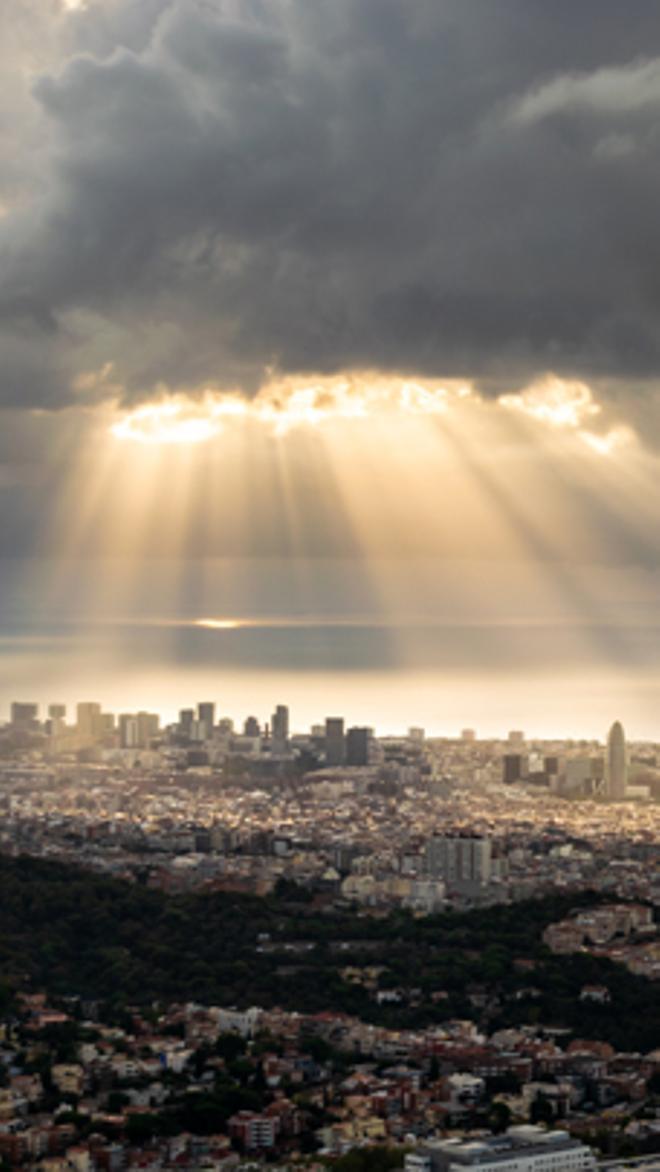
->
[606, 721, 627, 800]
[197, 702, 216, 739]
[346, 727, 371, 766]
[325, 717, 345, 766]
[271, 705, 290, 753]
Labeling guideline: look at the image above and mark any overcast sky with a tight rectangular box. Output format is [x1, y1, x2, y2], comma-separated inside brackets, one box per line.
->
[3, 0, 660, 732]
[3, 0, 660, 410]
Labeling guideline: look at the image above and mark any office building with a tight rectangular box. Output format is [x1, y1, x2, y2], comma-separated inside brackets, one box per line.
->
[271, 705, 289, 739]
[179, 709, 194, 737]
[10, 702, 39, 728]
[197, 702, 216, 738]
[325, 717, 345, 766]
[606, 720, 627, 800]
[138, 711, 159, 745]
[48, 704, 66, 722]
[271, 705, 289, 753]
[503, 754, 527, 784]
[76, 702, 104, 743]
[346, 726, 371, 766]
[406, 1127, 595, 1172]
[119, 711, 159, 749]
[563, 756, 603, 796]
[119, 715, 138, 749]
[244, 716, 260, 738]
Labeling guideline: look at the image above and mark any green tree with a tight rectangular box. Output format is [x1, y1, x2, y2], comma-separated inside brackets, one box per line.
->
[488, 1101, 512, 1135]
[530, 1094, 555, 1126]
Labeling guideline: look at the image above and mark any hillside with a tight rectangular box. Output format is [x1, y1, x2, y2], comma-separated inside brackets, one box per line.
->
[0, 855, 656, 1049]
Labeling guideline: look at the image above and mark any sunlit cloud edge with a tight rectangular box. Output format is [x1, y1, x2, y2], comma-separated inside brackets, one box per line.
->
[105, 370, 637, 457]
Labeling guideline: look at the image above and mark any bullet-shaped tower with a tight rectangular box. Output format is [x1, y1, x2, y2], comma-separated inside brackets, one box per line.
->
[606, 720, 627, 800]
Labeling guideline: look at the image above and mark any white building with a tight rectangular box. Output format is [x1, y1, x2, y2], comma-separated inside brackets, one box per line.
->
[215, 1006, 262, 1038]
[405, 1127, 595, 1172]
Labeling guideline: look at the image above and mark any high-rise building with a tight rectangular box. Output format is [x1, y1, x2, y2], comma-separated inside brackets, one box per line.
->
[271, 705, 289, 752]
[244, 716, 260, 738]
[508, 730, 525, 745]
[503, 754, 527, 784]
[76, 702, 104, 743]
[425, 834, 492, 887]
[10, 702, 39, 728]
[461, 728, 477, 742]
[119, 714, 139, 749]
[271, 705, 289, 738]
[346, 726, 371, 766]
[120, 711, 159, 749]
[564, 758, 593, 793]
[179, 709, 194, 737]
[46, 707, 67, 736]
[606, 720, 627, 800]
[137, 711, 159, 746]
[325, 717, 345, 766]
[197, 702, 216, 738]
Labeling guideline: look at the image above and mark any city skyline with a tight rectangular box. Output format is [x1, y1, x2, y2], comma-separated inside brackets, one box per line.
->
[1, 693, 637, 750]
[0, 665, 657, 743]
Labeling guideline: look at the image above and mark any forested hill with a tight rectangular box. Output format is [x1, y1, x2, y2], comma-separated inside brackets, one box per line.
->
[0, 854, 656, 1050]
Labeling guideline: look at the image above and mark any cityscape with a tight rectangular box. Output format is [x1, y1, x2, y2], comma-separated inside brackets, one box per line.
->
[0, 697, 657, 1167]
[2, 698, 659, 916]
[3, 0, 660, 1170]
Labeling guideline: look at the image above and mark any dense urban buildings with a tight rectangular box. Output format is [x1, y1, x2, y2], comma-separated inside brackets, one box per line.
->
[0, 698, 658, 1169]
[1, 700, 659, 918]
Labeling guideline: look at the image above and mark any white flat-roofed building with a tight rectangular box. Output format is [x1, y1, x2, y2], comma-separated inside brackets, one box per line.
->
[215, 1006, 262, 1038]
[405, 1127, 595, 1172]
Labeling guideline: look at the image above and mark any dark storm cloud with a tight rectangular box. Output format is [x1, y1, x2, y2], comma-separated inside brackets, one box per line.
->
[3, 0, 660, 406]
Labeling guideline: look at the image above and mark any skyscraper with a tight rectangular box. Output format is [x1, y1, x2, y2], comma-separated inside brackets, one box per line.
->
[76, 702, 104, 743]
[10, 702, 39, 728]
[271, 705, 289, 753]
[197, 702, 216, 739]
[606, 720, 627, 800]
[346, 726, 371, 766]
[119, 714, 139, 749]
[325, 717, 345, 766]
[120, 712, 159, 749]
[179, 709, 194, 738]
[137, 711, 160, 747]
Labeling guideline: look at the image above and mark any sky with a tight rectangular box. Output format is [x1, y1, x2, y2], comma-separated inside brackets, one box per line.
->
[3, 0, 660, 736]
